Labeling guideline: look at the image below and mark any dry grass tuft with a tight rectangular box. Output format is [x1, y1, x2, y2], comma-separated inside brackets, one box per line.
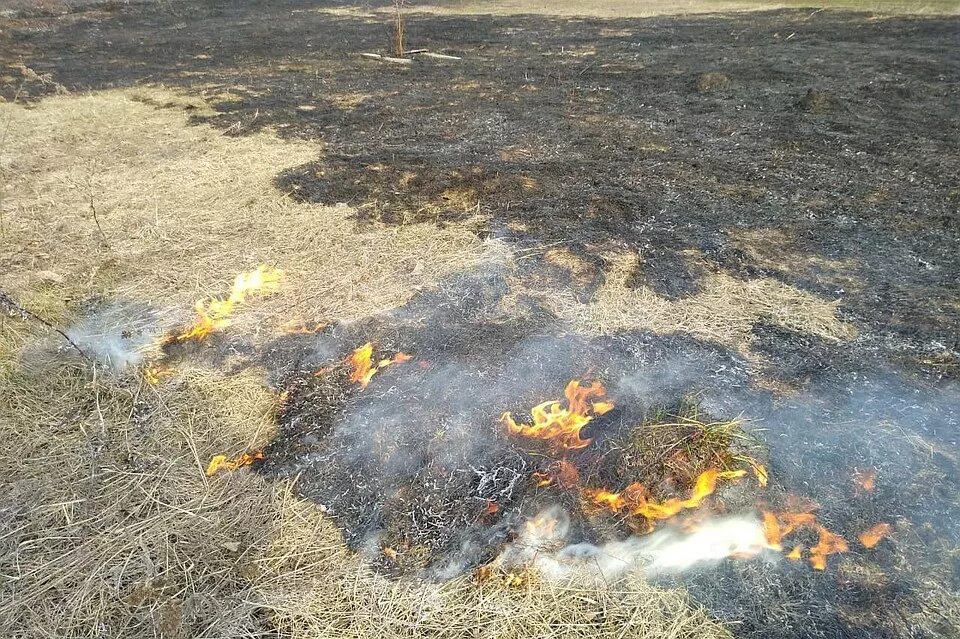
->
[0, 356, 278, 637]
[617, 399, 762, 489]
[546, 251, 855, 356]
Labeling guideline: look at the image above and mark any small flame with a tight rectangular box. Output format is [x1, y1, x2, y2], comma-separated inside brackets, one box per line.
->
[143, 363, 172, 385]
[858, 522, 891, 549]
[810, 526, 848, 570]
[853, 467, 877, 492]
[525, 513, 560, 539]
[585, 468, 746, 523]
[345, 343, 412, 388]
[502, 380, 613, 450]
[205, 450, 264, 476]
[533, 459, 580, 489]
[761, 511, 783, 551]
[175, 265, 283, 343]
[786, 545, 803, 561]
[592, 400, 615, 415]
[762, 508, 848, 570]
[280, 319, 326, 334]
[762, 510, 817, 549]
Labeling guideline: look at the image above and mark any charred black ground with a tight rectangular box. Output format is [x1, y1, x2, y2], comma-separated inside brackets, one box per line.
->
[4, 2, 959, 639]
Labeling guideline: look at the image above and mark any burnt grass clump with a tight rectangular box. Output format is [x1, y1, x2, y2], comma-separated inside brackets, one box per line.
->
[262, 330, 761, 577]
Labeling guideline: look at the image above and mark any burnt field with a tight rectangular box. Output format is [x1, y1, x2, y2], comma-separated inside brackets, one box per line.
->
[5, 0, 959, 371]
[1, 2, 959, 639]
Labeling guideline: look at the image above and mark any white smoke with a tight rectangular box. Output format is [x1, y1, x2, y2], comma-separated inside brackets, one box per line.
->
[495, 507, 771, 581]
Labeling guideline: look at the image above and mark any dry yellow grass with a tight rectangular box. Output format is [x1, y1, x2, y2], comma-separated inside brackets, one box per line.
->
[543, 251, 855, 355]
[0, 87, 493, 328]
[0, 87, 731, 638]
[729, 228, 862, 293]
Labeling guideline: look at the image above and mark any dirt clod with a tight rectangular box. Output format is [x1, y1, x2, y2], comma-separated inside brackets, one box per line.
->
[696, 72, 730, 93]
[797, 88, 834, 113]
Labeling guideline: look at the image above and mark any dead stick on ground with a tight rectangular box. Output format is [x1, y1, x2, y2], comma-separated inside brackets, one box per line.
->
[358, 53, 413, 65]
[417, 52, 462, 61]
[85, 174, 110, 248]
[0, 290, 91, 361]
[360, 53, 413, 64]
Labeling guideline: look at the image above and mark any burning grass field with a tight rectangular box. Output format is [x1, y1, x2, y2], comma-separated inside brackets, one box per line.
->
[2, 1, 959, 638]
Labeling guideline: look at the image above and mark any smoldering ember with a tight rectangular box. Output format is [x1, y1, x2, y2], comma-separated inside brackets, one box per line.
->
[1, 2, 958, 639]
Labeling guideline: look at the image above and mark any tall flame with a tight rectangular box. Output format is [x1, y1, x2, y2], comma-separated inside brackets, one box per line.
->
[502, 380, 613, 450]
[584, 468, 746, 523]
[175, 265, 283, 343]
[346, 342, 412, 388]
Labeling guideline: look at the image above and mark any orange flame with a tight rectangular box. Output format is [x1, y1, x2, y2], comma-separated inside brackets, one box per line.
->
[280, 319, 326, 335]
[853, 467, 876, 492]
[584, 468, 746, 523]
[143, 363, 173, 385]
[346, 342, 412, 388]
[810, 526, 848, 570]
[502, 380, 613, 450]
[533, 459, 580, 489]
[762, 510, 817, 548]
[205, 450, 264, 476]
[175, 265, 283, 343]
[858, 522, 891, 549]
[761, 511, 783, 551]
[762, 508, 848, 570]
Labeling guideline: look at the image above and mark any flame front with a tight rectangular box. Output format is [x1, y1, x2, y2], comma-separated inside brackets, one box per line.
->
[346, 342, 412, 388]
[175, 265, 283, 343]
[502, 380, 612, 450]
[584, 468, 746, 523]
